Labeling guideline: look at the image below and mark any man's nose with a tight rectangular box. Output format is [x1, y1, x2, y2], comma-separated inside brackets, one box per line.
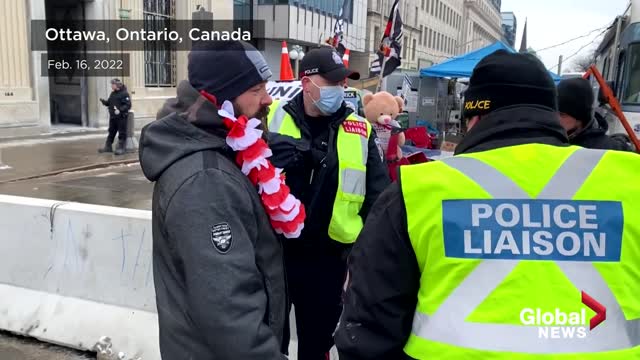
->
[263, 94, 273, 106]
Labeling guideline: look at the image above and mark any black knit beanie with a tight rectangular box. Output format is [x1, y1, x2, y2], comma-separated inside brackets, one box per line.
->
[557, 77, 594, 124]
[463, 50, 557, 118]
[188, 41, 272, 104]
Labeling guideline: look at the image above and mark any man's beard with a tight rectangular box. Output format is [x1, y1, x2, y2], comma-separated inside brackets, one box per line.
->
[232, 102, 270, 122]
[254, 105, 270, 123]
[232, 102, 271, 140]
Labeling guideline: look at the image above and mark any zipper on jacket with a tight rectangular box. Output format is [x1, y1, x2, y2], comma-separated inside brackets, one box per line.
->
[309, 155, 327, 185]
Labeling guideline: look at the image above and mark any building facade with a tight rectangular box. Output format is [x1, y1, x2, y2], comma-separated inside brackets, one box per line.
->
[460, 0, 503, 53]
[0, 0, 235, 138]
[366, 0, 502, 74]
[252, 0, 369, 80]
[501, 11, 517, 48]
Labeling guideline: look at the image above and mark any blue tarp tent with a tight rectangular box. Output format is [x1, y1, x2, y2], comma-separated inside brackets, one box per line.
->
[420, 41, 561, 82]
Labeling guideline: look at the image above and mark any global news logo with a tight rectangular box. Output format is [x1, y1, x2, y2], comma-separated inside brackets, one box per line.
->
[519, 291, 606, 339]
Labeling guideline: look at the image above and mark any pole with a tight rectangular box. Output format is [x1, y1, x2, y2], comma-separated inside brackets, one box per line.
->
[295, 58, 300, 80]
[375, 0, 387, 93]
[557, 55, 563, 76]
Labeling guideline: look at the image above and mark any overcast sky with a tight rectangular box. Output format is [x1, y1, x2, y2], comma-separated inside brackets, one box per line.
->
[501, 0, 629, 73]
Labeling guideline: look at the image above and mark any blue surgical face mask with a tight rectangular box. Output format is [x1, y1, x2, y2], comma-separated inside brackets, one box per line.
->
[309, 78, 344, 115]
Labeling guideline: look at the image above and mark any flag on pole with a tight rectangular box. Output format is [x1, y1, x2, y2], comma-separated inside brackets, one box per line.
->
[330, 0, 353, 55]
[370, 0, 403, 77]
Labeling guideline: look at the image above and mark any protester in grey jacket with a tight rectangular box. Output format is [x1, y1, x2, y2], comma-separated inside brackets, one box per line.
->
[139, 41, 287, 360]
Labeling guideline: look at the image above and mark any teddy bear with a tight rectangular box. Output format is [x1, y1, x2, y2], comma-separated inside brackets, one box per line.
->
[363, 91, 406, 162]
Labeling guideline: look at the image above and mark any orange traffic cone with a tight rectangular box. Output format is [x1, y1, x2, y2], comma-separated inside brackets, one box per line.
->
[342, 49, 350, 68]
[280, 41, 294, 81]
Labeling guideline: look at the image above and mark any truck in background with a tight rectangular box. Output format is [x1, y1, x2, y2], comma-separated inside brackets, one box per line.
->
[595, 0, 640, 137]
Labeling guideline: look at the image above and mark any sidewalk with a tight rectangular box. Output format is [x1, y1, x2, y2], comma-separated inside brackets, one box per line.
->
[0, 133, 139, 183]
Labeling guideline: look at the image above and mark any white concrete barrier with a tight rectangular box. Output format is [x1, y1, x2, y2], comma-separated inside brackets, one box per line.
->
[0, 195, 156, 359]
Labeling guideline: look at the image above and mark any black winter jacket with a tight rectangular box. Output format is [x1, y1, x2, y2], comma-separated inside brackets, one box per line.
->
[268, 93, 390, 251]
[335, 106, 570, 360]
[101, 86, 131, 119]
[570, 109, 634, 152]
[139, 80, 287, 360]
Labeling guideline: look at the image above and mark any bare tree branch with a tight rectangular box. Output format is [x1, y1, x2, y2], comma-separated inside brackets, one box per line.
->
[571, 50, 597, 72]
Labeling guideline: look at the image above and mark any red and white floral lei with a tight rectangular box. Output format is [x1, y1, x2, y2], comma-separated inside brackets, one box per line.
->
[202, 92, 305, 239]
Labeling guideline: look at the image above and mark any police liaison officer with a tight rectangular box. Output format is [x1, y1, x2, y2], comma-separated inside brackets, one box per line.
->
[335, 50, 640, 359]
[267, 47, 390, 359]
[99, 78, 131, 155]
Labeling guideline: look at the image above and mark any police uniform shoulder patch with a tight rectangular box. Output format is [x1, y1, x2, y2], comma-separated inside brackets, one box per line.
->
[211, 223, 233, 254]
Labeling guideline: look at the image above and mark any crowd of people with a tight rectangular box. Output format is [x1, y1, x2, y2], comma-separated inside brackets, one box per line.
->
[137, 41, 640, 359]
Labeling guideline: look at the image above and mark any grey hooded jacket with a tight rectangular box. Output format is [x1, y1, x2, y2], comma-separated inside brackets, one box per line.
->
[139, 80, 287, 360]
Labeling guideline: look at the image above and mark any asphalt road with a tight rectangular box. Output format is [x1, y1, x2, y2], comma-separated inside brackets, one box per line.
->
[0, 332, 94, 360]
[0, 163, 152, 210]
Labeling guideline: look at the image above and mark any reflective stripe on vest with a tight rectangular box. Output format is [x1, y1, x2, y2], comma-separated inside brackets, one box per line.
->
[407, 148, 640, 354]
[267, 100, 370, 243]
[268, 100, 301, 139]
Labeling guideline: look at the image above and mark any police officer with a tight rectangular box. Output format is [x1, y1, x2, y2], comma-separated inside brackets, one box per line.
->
[268, 47, 390, 359]
[557, 77, 632, 151]
[336, 50, 640, 359]
[99, 78, 131, 155]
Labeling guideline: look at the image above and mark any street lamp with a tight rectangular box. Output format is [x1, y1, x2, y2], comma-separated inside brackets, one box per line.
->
[289, 45, 305, 80]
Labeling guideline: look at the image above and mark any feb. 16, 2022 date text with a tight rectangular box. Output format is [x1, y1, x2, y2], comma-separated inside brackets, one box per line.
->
[41, 53, 130, 77]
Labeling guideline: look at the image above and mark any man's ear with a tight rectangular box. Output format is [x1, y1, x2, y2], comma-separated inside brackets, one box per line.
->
[301, 77, 311, 93]
[466, 115, 481, 130]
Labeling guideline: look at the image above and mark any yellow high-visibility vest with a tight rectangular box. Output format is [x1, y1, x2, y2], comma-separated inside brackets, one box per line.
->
[267, 99, 371, 244]
[400, 143, 640, 359]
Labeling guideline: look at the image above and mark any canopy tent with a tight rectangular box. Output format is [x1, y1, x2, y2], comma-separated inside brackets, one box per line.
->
[420, 41, 561, 82]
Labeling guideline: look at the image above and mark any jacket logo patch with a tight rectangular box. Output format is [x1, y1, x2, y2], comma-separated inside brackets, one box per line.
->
[211, 223, 233, 254]
[342, 120, 367, 138]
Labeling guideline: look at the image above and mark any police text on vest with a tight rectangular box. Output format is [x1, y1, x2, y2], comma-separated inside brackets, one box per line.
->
[442, 199, 623, 261]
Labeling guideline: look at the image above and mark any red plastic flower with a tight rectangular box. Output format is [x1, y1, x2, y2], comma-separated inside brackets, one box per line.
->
[262, 185, 290, 209]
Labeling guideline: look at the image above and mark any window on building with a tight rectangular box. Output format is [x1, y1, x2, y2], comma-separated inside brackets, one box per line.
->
[419, 25, 423, 45]
[428, 28, 432, 48]
[373, 25, 380, 50]
[413, 38, 417, 60]
[415, 6, 419, 26]
[422, 0, 425, 10]
[437, 33, 441, 51]
[144, 0, 176, 87]
[403, 37, 408, 59]
[434, 0, 438, 17]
